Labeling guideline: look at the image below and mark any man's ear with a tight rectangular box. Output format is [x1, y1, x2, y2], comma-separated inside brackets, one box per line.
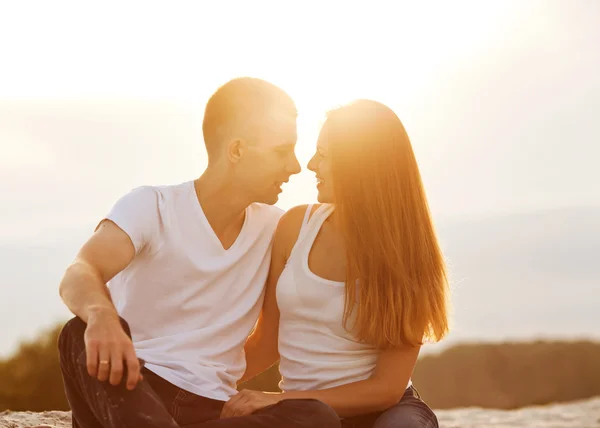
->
[227, 139, 247, 164]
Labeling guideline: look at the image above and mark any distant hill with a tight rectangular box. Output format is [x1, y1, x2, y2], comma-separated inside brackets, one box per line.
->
[2, 324, 600, 411]
[241, 340, 600, 410]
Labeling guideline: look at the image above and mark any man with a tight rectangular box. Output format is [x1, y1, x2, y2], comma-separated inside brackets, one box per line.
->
[57, 77, 339, 428]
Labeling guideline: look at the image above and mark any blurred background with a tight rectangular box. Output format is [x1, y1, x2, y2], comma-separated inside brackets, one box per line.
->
[1, 0, 599, 412]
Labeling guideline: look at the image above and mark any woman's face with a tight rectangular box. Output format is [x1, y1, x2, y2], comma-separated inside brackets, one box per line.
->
[307, 126, 334, 203]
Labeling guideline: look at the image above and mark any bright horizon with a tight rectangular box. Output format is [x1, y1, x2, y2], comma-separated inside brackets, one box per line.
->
[1, 1, 599, 357]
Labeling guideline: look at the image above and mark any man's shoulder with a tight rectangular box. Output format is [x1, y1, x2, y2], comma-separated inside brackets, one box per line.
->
[249, 203, 285, 224]
[249, 203, 322, 229]
[123, 181, 191, 204]
[148, 180, 192, 198]
[108, 182, 194, 228]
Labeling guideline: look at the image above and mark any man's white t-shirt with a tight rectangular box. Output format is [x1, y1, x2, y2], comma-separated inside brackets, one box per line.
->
[102, 180, 283, 401]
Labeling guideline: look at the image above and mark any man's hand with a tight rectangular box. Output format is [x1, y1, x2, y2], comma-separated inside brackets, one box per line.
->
[84, 309, 142, 390]
[220, 390, 284, 418]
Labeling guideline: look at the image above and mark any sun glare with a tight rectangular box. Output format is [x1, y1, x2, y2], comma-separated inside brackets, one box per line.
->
[0, 1, 519, 195]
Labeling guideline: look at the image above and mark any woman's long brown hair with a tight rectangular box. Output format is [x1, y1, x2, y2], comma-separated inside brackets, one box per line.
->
[325, 100, 449, 348]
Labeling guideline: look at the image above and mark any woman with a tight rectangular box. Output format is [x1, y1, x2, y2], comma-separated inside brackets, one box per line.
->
[222, 100, 450, 427]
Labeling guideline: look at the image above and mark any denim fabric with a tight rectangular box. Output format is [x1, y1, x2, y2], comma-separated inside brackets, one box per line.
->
[341, 386, 439, 428]
[59, 317, 342, 428]
[58, 317, 222, 428]
[198, 399, 341, 428]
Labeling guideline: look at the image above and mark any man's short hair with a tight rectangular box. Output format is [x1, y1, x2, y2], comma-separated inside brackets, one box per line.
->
[202, 77, 297, 159]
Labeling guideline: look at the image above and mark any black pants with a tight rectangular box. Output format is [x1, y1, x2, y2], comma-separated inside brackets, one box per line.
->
[58, 317, 341, 428]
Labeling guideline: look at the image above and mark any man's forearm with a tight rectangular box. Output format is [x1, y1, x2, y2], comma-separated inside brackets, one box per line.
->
[59, 260, 119, 323]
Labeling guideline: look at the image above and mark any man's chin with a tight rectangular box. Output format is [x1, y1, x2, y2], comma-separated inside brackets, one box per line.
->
[255, 193, 280, 206]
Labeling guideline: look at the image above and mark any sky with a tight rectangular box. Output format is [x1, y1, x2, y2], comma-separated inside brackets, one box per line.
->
[1, 1, 599, 356]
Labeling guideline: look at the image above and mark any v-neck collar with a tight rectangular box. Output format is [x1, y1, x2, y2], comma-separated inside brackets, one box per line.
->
[190, 181, 250, 253]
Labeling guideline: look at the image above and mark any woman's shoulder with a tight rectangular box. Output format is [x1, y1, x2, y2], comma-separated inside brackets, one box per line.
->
[274, 204, 323, 252]
[282, 203, 322, 223]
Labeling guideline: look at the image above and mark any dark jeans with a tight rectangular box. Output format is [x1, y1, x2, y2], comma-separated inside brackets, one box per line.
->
[341, 387, 438, 428]
[198, 386, 438, 428]
[58, 317, 341, 428]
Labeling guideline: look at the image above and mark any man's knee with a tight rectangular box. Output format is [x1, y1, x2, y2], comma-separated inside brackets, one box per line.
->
[57, 316, 132, 359]
[58, 317, 87, 353]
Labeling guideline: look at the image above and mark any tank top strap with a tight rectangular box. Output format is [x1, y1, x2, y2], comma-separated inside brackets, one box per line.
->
[302, 204, 313, 228]
[294, 204, 335, 250]
[294, 204, 313, 244]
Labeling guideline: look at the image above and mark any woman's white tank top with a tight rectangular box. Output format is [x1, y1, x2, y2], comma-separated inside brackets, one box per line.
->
[277, 204, 411, 392]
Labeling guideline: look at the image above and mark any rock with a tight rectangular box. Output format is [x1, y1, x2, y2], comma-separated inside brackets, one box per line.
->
[0, 410, 71, 428]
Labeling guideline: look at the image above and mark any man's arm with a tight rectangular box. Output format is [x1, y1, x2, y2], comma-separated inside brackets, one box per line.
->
[59, 219, 141, 390]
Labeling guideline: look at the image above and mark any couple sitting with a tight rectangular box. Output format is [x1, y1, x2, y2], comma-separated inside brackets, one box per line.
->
[58, 77, 449, 428]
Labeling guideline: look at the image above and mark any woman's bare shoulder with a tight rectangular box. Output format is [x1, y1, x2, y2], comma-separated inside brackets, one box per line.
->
[274, 204, 322, 252]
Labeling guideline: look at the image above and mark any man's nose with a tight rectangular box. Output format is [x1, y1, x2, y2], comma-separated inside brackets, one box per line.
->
[287, 155, 302, 175]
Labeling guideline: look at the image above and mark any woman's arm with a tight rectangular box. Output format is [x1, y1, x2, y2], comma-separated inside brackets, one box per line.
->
[226, 337, 420, 419]
[237, 244, 283, 383]
[282, 344, 421, 417]
[238, 206, 310, 384]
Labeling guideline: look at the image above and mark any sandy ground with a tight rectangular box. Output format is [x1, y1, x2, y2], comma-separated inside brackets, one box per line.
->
[1, 397, 599, 428]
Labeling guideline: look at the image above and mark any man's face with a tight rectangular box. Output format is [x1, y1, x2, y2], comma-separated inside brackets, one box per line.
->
[235, 109, 301, 205]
